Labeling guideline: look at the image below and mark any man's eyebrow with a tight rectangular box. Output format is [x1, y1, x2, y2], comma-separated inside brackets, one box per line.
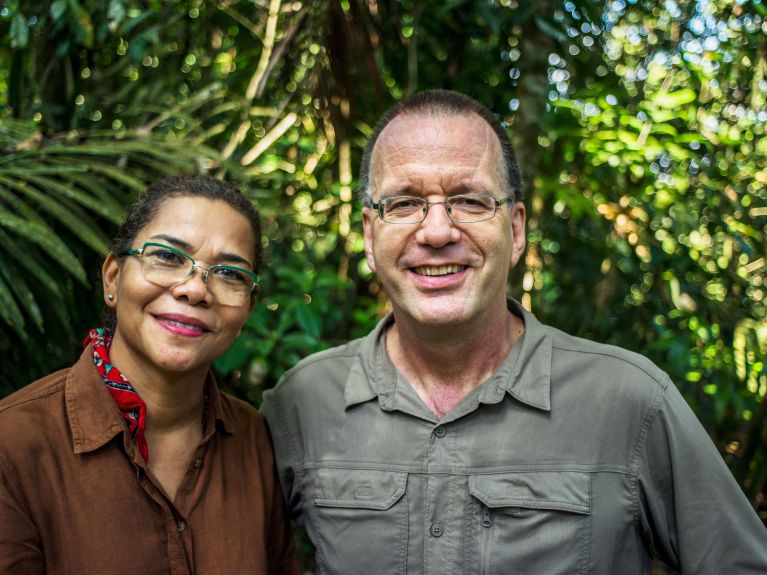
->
[148, 234, 253, 268]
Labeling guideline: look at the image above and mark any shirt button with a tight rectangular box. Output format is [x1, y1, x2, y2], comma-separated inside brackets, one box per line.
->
[193, 458, 202, 469]
[430, 523, 444, 537]
[176, 521, 186, 533]
[434, 426, 447, 438]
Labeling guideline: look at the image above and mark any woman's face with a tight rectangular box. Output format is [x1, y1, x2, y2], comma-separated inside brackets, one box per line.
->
[102, 195, 257, 382]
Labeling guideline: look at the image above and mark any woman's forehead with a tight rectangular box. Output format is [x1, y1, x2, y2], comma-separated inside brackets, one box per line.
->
[138, 196, 256, 260]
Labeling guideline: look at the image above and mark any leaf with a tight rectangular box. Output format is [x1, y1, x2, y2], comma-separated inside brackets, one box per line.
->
[10, 13, 29, 48]
[214, 336, 252, 373]
[0, 265, 43, 332]
[0, 228, 61, 298]
[0, 271, 26, 338]
[0, 210, 87, 283]
[534, 17, 568, 44]
[295, 304, 322, 338]
[69, 0, 94, 47]
[655, 89, 697, 109]
[15, 173, 120, 222]
[0, 177, 110, 253]
[50, 0, 68, 21]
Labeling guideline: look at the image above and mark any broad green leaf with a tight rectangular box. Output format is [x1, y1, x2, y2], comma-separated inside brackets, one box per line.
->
[19, 173, 122, 222]
[534, 17, 568, 44]
[655, 89, 697, 109]
[0, 211, 87, 283]
[0, 271, 26, 338]
[0, 182, 48, 226]
[10, 13, 29, 48]
[295, 304, 322, 338]
[0, 178, 110, 253]
[50, 0, 68, 21]
[70, 1, 95, 47]
[0, 265, 43, 332]
[0, 228, 62, 298]
[214, 336, 252, 373]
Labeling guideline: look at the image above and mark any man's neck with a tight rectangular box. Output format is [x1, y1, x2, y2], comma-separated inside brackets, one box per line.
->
[386, 306, 525, 418]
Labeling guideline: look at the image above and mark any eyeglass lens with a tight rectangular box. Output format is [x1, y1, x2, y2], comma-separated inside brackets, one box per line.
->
[139, 244, 253, 306]
[379, 194, 498, 223]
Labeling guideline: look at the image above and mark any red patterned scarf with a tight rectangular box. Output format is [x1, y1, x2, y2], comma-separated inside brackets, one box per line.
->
[84, 328, 149, 463]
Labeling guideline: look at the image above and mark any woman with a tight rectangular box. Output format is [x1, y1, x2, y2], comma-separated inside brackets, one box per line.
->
[0, 176, 299, 574]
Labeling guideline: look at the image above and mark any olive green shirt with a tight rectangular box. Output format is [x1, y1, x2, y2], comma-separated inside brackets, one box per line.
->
[262, 301, 767, 574]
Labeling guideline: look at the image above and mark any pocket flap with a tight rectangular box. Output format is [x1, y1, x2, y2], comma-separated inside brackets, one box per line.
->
[469, 471, 590, 515]
[314, 468, 407, 510]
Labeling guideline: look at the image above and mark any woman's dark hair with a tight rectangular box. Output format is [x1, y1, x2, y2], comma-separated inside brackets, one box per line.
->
[104, 175, 262, 329]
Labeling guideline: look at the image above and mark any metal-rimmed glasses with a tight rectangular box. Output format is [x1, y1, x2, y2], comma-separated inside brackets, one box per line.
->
[368, 193, 513, 224]
[121, 242, 259, 306]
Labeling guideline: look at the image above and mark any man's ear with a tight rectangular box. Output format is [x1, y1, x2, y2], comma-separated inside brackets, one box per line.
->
[362, 207, 377, 274]
[509, 202, 527, 269]
[102, 253, 121, 308]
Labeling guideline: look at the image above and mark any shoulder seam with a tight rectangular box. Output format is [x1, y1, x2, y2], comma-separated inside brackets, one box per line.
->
[551, 342, 668, 387]
[275, 346, 360, 388]
[0, 375, 67, 415]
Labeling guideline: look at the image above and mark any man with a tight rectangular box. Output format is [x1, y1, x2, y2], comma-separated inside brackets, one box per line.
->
[261, 90, 767, 574]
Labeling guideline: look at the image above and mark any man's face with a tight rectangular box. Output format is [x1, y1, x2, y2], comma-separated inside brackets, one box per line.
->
[362, 113, 526, 331]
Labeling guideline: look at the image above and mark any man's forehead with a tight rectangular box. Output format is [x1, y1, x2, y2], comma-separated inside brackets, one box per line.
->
[375, 111, 496, 151]
[369, 112, 504, 192]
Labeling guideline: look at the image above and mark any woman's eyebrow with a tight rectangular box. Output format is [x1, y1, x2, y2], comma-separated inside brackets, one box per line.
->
[149, 234, 192, 251]
[218, 251, 253, 268]
[149, 234, 252, 268]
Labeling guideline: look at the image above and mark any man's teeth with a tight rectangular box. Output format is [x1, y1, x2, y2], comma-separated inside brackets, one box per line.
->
[413, 265, 465, 276]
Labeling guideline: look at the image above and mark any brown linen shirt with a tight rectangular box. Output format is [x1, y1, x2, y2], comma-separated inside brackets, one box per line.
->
[0, 345, 300, 575]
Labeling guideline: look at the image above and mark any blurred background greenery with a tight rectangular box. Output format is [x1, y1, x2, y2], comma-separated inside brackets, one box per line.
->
[1, 0, 765, 528]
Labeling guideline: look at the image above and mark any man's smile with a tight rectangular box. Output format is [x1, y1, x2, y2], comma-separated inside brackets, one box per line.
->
[412, 264, 467, 276]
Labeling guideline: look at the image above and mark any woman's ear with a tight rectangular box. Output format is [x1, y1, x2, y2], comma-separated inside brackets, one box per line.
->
[102, 253, 120, 308]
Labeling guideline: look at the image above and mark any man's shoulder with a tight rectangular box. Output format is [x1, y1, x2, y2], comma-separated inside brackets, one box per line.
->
[269, 337, 365, 395]
[540, 322, 670, 388]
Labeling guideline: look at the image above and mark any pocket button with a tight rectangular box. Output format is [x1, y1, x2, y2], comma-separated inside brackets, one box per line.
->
[430, 523, 444, 537]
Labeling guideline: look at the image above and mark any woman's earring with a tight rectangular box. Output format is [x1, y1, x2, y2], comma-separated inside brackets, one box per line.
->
[107, 293, 114, 301]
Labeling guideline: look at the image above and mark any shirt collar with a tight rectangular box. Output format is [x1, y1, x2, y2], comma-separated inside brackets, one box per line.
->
[66, 345, 235, 457]
[344, 299, 551, 413]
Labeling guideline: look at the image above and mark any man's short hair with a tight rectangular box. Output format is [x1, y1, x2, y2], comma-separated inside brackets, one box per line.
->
[357, 90, 524, 204]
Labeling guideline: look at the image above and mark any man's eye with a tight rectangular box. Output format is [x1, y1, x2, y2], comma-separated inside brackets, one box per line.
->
[451, 195, 493, 212]
[385, 197, 422, 212]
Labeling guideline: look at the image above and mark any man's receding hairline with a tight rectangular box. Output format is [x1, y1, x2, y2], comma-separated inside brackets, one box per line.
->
[358, 90, 524, 204]
[369, 110, 505, 188]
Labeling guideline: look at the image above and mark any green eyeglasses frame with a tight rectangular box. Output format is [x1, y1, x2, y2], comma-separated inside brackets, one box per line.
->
[121, 241, 259, 299]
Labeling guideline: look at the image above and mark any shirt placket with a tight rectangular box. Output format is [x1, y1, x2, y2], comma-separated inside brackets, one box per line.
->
[422, 420, 464, 575]
[131, 441, 208, 575]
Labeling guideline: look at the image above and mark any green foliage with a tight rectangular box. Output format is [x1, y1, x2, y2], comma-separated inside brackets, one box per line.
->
[1, 0, 765, 519]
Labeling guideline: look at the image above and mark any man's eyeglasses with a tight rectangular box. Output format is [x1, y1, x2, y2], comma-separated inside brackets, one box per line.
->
[368, 193, 513, 224]
[121, 242, 258, 307]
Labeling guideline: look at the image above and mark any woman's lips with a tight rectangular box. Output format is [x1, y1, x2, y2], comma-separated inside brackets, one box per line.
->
[154, 314, 211, 337]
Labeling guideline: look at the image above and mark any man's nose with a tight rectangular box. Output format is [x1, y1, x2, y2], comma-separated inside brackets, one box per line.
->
[415, 202, 461, 247]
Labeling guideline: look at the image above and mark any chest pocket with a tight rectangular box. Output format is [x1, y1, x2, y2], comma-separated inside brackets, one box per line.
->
[469, 471, 591, 575]
[310, 468, 408, 575]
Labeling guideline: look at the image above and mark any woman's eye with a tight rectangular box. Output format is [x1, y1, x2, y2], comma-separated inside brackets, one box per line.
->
[147, 249, 184, 265]
[215, 267, 248, 284]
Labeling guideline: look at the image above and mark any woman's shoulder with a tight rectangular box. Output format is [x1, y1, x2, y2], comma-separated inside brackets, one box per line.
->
[0, 368, 72, 472]
[0, 368, 70, 420]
